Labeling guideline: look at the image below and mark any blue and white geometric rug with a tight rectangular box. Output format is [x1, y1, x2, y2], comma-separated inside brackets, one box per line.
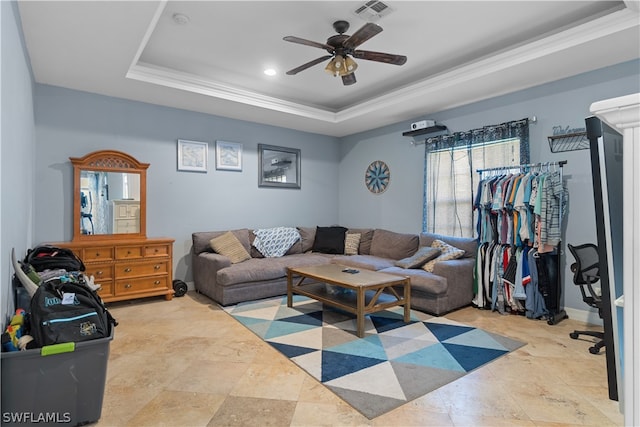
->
[224, 295, 525, 419]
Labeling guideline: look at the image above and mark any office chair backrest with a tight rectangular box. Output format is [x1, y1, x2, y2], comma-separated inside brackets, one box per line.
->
[567, 243, 600, 285]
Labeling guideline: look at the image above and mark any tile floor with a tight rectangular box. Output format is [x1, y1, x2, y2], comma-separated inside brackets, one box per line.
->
[95, 292, 623, 426]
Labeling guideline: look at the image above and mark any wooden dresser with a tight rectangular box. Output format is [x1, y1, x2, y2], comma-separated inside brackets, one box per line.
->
[54, 238, 174, 303]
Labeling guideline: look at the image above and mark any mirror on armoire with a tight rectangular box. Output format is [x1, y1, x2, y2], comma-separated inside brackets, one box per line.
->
[71, 150, 148, 241]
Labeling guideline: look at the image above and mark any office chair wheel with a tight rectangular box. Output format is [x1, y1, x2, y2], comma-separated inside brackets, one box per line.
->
[569, 332, 579, 339]
[589, 346, 601, 354]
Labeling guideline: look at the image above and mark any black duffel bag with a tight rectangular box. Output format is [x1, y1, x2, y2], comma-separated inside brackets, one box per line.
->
[24, 245, 85, 272]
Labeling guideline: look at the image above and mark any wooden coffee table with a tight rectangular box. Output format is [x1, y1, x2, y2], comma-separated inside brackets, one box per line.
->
[286, 264, 411, 338]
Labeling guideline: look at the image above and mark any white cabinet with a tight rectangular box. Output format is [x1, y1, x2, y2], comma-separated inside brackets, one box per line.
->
[111, 200, 140, 234]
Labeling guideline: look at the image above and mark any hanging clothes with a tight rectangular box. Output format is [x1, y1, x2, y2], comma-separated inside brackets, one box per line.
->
[472, 162, 567, 319]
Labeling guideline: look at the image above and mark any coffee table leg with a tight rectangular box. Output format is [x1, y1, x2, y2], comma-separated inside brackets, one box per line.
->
[403, 279, 411, 323]
[357, 287, 365, 338]
[287, 269, 293, 308]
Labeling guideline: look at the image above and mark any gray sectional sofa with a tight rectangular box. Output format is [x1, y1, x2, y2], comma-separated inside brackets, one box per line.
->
[191, 227, 478, 316]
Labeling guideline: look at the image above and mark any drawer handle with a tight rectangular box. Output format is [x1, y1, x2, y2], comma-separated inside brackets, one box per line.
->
[154, 265, 160, 270]
[154, 280, 160, 285]
[96, 252, 100, 257]
[124, 284, 132, 289]
[96, 271, 103, 276]
[127, 250, 131, 255]
[124, 268, 132, 273]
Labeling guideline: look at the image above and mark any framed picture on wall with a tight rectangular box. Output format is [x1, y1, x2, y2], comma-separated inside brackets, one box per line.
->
[215, 140, 243, 171]
[258, 144, 301, 189]
[177, 139, 208, 172]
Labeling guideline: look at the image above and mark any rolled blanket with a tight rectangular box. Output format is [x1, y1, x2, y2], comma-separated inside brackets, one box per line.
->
[253, 227, 301, 257]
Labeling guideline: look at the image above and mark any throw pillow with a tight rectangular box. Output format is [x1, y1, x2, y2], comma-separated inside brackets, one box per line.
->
[422, 239, 465, 273]
[344, 233, 361, 255]
[395, 246, 441, 269]
[312, 226, 348, 254]
[210, 231, 251, 264]
[347, 228, 374, 254]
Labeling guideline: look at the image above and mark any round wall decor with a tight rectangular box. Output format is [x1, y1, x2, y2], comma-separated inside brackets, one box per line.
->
[365, 160, 390, 194]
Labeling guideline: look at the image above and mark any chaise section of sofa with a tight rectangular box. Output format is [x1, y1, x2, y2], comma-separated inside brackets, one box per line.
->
[191, 227, 478, 315]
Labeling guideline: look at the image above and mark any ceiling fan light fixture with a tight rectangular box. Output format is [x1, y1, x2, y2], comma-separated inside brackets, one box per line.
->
[325, 55, 357, 77]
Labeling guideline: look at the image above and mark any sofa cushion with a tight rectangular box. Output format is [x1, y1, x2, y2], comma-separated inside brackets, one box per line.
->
[395, 246, 441, 269]
[348, 228, 374, 255]
[193, 229, 251, 255]
[331, 255, 396, 271]
[422, 240, 465, 272]
[297, 227, 316, 253]
[381, 266, 448, 296]
[216, 258, 285, 286]
[210, 231, 251, 264]
[344, 233, 361, 255]
[370, 229, 419, 260]
[312, 226, 348, 254]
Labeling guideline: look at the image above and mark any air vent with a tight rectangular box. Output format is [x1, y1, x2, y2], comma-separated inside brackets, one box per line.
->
[353, 1, 393, 22]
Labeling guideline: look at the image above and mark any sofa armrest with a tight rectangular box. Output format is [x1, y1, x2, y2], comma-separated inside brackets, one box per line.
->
[192, 252, 232, 297]
[432, 258, 475, 307]
[197, 252, 232, 270]
[432, 257, 475, 279]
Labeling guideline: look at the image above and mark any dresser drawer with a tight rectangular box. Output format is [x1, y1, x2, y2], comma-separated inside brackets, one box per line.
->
[116, 276, 169, 296]
[82, 247, 114, 262]
[84, 264, 114, 281]
[144, 244, 170, 258]
[95, 280, 114, 299]
[116, 246, 144, 260]
[115, 261, 169, 278]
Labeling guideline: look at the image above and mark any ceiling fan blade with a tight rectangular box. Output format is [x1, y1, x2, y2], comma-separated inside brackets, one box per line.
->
[285, 55, 333, 75]
[343, 22, 383, 49]
[352, 50, 407, 65]
[342, 73, 357, 86]
[283, 36, 334, 51]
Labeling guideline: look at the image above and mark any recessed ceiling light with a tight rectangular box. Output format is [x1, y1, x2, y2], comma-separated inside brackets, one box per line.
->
[172, 13, 190, 25]
[264, 68, 277, 76]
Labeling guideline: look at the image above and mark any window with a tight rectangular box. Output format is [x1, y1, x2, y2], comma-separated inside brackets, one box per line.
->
[426, 138, 520, 237]
[422, 119, 529, 237]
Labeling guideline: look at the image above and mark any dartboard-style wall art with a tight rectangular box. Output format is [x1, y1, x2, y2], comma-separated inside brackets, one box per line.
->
[365, 160, 390, 194]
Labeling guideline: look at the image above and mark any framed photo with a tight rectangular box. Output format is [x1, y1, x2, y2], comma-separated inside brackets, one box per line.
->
[258, 144, 301, 189]
[215, 140, 243, 171]
[177, 140, 208, 172]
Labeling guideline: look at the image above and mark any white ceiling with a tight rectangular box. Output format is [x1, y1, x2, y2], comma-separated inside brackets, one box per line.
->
[18, 1, 640, 137]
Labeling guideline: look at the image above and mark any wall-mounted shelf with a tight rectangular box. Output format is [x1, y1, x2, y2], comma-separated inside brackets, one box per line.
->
[548, 131, 589, 153]
[402, 125, 448, 138]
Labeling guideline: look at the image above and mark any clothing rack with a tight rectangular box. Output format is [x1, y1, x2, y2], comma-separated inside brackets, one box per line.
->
[476, 160, 568, 325]
[476, 160, 567, 175]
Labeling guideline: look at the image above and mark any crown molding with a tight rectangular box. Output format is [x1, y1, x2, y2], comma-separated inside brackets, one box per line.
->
[127, 7, 639, 125]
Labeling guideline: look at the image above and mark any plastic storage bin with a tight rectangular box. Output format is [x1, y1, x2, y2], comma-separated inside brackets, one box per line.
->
[1, 328, 113, 426]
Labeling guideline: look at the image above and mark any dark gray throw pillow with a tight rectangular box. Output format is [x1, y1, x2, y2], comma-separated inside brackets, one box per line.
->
[395, 246, 441, 269]
[312, 226, 348, 254]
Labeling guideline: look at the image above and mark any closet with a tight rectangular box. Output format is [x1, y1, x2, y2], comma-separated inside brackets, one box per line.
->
[472, 161, 568, 325]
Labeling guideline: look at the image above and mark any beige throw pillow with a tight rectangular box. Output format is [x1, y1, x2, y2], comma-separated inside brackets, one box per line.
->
[422, 239, 465, 272]
[395, 246, 441, 269]
[210, 231, 251, 264]
[344, 233, 361, 255]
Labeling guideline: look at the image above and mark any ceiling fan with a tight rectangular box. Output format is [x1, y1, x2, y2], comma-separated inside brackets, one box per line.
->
[283, 20, 407, 86]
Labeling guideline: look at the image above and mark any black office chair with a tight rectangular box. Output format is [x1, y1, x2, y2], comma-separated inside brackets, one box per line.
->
[567, 243, 605, 354]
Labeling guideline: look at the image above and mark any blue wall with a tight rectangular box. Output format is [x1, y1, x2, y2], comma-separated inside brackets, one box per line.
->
[338, 59, 640, 313]
[1, 1, 36, 323]
[33, 85, 341, 281]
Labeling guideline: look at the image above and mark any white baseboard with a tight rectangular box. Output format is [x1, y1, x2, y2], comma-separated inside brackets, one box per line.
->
[564, 307, 603, 326]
